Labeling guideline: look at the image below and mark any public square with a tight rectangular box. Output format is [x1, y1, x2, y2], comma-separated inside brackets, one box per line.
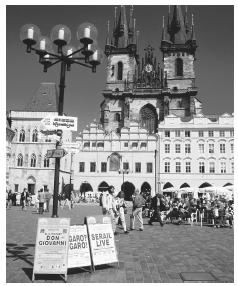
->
[6, 203, 234, 283]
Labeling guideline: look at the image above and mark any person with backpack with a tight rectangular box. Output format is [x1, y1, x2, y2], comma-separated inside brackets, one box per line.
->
[148, 193, 164, 227]
[130, 188, 146, 231]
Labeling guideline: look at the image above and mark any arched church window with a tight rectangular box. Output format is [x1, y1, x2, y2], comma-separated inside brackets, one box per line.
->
[114, 113, 121, 122]
[109, 153, 121, 171]
[30, 153, 36, 167]
[19, 130, 25, 142]
[32, 129, 38, 142]
[139, 104, 158, 134]
[17, 153, 23, 166]
[117, 62, 123, 80]
[175, 58, 183, 76]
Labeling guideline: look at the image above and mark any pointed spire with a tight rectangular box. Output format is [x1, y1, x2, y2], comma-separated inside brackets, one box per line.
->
[184, 6, 189, 33]
[133, 18, 136, 44]
[162, 16, 165, 41]
[167, 5, 171, 33]
[106, 20, 110, 45]
[169, 5, 187, 44]
[191, 13, 196, 41]
[128, 6, 134, 36]
[113, 6, 118, 32]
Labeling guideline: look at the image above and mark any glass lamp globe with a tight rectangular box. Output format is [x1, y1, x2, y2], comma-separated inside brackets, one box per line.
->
[89, 47, 104, 66]
[36, 36, 53, 53]
[50, 24, 71, 47]
[62, 45, 77, 58]
[81, 40, 98, 57]
[77, 23, 98, 45]
[20, 24, 41, 45]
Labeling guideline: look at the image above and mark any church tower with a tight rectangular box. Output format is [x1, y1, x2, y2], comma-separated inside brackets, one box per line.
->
[101, 6, 139, 133]
[160, 5, 199, 117]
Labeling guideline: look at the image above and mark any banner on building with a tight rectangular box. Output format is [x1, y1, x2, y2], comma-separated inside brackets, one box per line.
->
[32, 218, 70, 282]
[85, 216, 118, 268]
[68, 225, 91, 269]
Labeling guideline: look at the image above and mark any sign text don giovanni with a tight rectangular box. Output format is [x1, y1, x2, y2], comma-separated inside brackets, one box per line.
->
[33, 218, 70, 277]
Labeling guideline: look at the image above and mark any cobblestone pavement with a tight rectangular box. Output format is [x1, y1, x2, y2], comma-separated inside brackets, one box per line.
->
[6, 204, 234, 283]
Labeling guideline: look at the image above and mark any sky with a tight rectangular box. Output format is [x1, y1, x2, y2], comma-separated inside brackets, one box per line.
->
[6, 5, 234, 132]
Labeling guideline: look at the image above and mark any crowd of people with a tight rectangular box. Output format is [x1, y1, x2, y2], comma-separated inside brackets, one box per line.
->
[100, 187, 234, 235]
[6, 187, 52, 213]
[6, 186, 234, 230]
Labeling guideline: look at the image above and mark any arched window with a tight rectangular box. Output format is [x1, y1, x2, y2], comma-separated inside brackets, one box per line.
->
[32, 129, 38, 142]
[139, 104, 158, 134]
[44, 155, 50, 167]
[114, 113, 121, 122]
[19, 130, 25, 142]
[117, 61, 123, 80]
[17, 153, 23, 166]
[175, 58, 183, 76]
[30, 154, 36, 167]
[109, 153, 121, 171]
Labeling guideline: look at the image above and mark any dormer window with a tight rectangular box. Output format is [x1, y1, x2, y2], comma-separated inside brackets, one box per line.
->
[117, 61, 123, 80]
[175, 58, 183, 76]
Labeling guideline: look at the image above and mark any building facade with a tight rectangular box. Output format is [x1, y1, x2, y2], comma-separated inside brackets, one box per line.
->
[6, 118, 15, 188]
[7, 6, 234, 198]
[73, 5, 234, 198]
[8, 83, 72, 194]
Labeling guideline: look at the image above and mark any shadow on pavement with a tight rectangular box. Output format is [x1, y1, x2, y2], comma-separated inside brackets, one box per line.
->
[23, 268, 65, 282]
[6, 243, 34, 266]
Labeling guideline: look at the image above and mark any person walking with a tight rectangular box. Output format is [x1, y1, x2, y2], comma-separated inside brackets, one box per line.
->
[148, 193, 164, 227]
[101, 186, 118, 235]
[21, 188, 28, 211]
[38, 188, 45, 214]
[116, 190, 129, 234]
[130, 188, 145, 231]
[44, 188, 51, 212]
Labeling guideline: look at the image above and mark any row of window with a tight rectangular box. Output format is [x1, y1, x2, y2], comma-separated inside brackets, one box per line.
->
[164, 143, 234, 154]
[164, 161, 234, 174]
[79, 162, 153, 173]
[15, 129, 53, 143]
[83, 142, 148, 149]
[164, 130, 234, 138]
[17, 154, 50, 167]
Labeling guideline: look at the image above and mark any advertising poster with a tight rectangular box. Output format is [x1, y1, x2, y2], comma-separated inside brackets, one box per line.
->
[87, 223, 118, 266]
[33, 218, 70, 275]
[68, 225, 91, 269]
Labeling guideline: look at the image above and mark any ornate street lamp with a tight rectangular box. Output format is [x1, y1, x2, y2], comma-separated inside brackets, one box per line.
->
[20, 22, 103, 217]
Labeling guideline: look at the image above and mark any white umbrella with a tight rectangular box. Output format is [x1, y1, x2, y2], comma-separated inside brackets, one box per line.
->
[162, 187, 176, 193]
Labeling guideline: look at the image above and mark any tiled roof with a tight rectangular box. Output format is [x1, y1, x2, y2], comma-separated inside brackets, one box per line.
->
[24, 83, 58, 112]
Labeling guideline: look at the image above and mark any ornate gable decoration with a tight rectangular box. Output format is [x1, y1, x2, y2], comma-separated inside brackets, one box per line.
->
[134, 45, 162, 89]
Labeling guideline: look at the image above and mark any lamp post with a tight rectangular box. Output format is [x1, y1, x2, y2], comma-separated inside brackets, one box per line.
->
[118, 169, 129, 185]
[20, 23, 103, 217]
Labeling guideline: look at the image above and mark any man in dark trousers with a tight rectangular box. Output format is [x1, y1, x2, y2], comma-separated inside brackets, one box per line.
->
[148, 193, 164, 227]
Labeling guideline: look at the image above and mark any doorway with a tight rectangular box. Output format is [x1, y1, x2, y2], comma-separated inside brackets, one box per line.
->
[28, 184, 35, 195]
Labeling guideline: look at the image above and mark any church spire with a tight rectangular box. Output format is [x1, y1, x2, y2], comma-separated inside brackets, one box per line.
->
[169, 5, 187, 43]
[184, 6, 190, 33]
[162, 16, 165, 41]
[191, 13, 196, 41]
[106, 20, 110, 46]
[128, 5, 134, 43]
[105, 6, 138, 57]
